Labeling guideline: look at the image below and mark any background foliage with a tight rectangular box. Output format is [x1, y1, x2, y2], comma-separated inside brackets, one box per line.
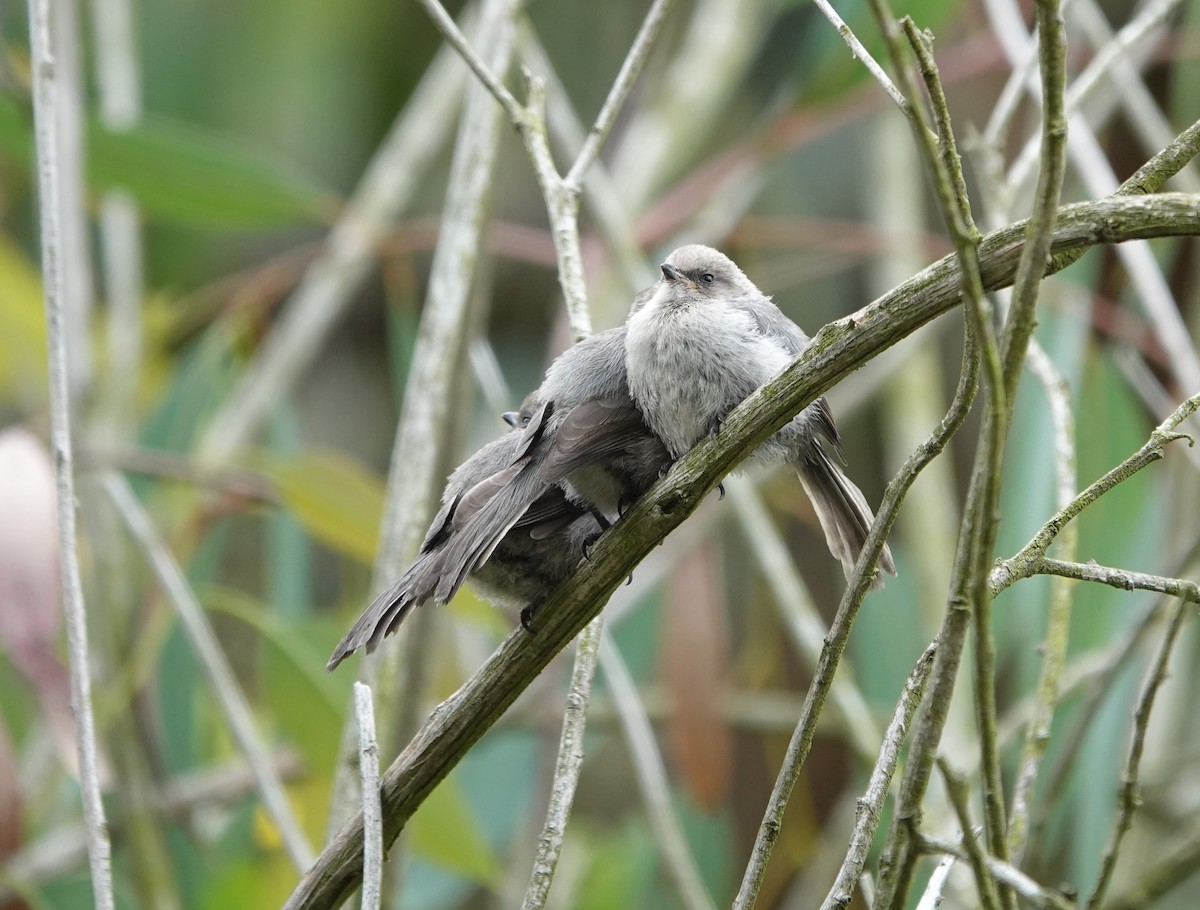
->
[0, 0, 1198, 907]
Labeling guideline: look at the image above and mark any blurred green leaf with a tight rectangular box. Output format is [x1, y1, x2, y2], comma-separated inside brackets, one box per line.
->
[207, 585, 344, 776]
[258, 449, 384, 565]
[576, 820, 657, 910]
[0, 96, 337, 228]
[409, 773, 504, 888]
[0, 236, 47, 404]
[801, 0, 963, 103]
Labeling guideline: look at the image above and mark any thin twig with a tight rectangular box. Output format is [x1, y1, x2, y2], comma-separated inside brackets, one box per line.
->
[355, 683, 382, 910]
[990, 390, 1200, 595]
[809, 0, 909, 114]
[563, 0, 676, 190]
[417, 0, 669, 339]
[859, 3, 1004, 903]
[938, 760, 1003, 910]
[1001, 0, 1071, 402]
[1026, 558, 1200, 603]
[914, 852, 956, 910]
[977, 0, 1069, 886]
[414, 0, 523, 120]
[598, 630, 717, 910]
[1087, 597, 1191, 908]
[821, 643, 938, 909]
[919, 836, 1076, 910]
[101, 473, 316, 870]
[519, 617, 602, 910]
[1006, 345, 1077, 867]
[26, 0, 115, 904]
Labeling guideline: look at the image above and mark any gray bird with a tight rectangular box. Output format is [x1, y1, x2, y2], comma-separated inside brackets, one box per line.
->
[325, 425, 601, 670]
[328, 329, 671, 669]
[624, 243, 896, 586]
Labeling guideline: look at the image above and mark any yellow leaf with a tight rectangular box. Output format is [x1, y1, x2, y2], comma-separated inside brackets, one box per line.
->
[0, 237, 47, 404]
[261, 449, 384, 564]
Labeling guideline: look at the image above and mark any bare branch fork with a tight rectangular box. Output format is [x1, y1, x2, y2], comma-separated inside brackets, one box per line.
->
[991, 391, 1200, 603]
[282, 189, 1200, 908]
[416, 0, 675, 337]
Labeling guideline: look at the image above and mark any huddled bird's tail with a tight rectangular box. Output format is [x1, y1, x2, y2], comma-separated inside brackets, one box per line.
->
[794, 445, 896, 589]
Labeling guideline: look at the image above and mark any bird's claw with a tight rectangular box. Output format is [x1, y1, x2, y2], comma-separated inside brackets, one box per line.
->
[582, 531, 603, 560]
[520, 606, 537, 633]
[717, 482, 726, 501]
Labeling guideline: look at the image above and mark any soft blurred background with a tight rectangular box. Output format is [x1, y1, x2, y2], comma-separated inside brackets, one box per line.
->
[1, 0, 1198, 907]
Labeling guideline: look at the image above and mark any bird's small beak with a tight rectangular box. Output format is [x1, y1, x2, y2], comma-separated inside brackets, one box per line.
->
[502, 411, 522, 428]
[660, 262, 684, 282]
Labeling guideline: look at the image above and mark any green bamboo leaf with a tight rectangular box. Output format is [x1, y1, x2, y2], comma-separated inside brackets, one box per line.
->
[0, 96, 338, 227]
[260, 450, 384, 565]
[576, 821, 657, 910]
[408, 774, 504, 887]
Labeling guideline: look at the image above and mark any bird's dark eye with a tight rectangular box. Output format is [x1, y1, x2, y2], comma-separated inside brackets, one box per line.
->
[700, 273, 715, 284]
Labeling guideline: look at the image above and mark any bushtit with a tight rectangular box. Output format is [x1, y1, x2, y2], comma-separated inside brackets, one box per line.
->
[624, 244, 896, 586]
[326, 428, 601, 670]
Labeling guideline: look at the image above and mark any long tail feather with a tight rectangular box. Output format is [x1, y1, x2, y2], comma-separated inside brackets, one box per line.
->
[795, 446, 896, 589]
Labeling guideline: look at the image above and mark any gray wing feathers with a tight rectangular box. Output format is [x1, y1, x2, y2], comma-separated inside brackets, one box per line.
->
[541, 397, 647, 485]
[732, 296, 811, 356]
[795, 445, 896, 589]
[430, 464, 550, 604]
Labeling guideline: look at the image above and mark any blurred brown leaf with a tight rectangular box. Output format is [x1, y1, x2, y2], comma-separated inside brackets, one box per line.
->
[661, 542, 733, 810]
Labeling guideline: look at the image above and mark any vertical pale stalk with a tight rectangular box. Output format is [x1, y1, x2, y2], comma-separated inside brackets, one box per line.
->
[26, 0, 114, 905]
[91, 0, 144, 439]
[102, 474, 316, 871]
[599, 631, 717, 910]
[354, 683, 382, 910]
[50, 0, 94, 402]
